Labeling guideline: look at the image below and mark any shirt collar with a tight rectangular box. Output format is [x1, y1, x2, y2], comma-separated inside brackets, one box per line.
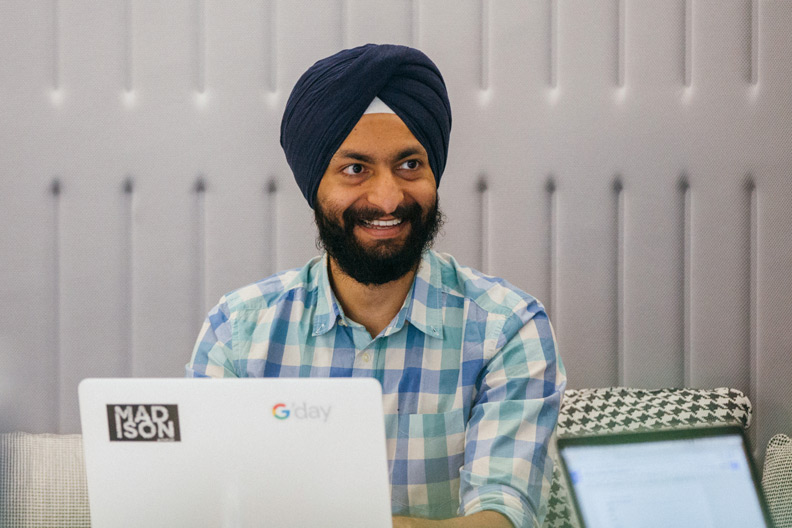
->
[311, 250, 444, 339]
[400, 250, 444, 338]
[312, 253, 342, 336]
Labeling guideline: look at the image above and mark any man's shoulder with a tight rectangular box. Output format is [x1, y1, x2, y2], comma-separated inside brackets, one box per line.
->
[221, 256, 323, 312]
[429, 251, 542, 317]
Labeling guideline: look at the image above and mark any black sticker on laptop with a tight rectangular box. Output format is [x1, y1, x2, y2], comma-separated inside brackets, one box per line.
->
[106, 404, 181, 442]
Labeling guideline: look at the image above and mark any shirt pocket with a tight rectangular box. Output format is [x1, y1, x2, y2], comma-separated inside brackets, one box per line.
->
[390, 408, 466, 519]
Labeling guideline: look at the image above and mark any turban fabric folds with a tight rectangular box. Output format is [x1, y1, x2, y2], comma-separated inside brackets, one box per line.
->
[280, 44, 452, 209]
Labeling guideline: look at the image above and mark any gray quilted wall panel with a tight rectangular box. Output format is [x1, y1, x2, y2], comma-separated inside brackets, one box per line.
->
[1, 0, 790, 460]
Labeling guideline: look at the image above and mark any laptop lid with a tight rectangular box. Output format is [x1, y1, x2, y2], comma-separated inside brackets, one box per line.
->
[79, 378, 392, 528]
[556, 426, 774, 528]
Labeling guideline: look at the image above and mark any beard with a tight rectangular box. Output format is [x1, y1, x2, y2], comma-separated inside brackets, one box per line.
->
[314, 197, 443, 286]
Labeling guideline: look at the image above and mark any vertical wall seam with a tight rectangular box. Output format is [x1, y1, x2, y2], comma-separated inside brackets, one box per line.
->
[614, 177, 625, 385]
[546, 176, 558, 327]
[684, 0, 692, 87]
[480, 0, 490, 91]
[267, 0, 278, 92]
[549, 0, 558, 88]
[123, 176, 135, 376]
[52, 0, 61, 92]
[748, 177, 758, 450]
[617, 0, 626, 87]
[477, 176, 489, 274]
[681, 176, 692, 387]
[196, 0, 206, 93]
[267, 179, 278, 274]
[51, 177, 62, 432]
[751, 0, 759, 85]
[124, 0, 133, 92]
[341, 0, 349, 50]
[195, 175, 207, 324]
[411, 0, 421, 48]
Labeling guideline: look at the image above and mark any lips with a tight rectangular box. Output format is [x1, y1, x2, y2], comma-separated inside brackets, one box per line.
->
[344, 202, 422, 242]
[362, 218, 404, 229]
[357, 218, 407, 239]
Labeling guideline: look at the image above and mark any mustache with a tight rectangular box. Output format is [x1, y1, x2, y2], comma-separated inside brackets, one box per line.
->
[342, 201, 423, 227]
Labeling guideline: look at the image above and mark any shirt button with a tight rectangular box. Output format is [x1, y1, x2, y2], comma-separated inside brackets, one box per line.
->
[362, 352, 371, 363]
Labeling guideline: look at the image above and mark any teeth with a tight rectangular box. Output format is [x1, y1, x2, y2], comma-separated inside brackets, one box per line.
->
[365, 218, 402, 227]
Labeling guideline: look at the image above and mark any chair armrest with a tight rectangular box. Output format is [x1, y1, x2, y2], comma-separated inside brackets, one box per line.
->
[0, 432, 90, 528]
[762, 433, 792, 528]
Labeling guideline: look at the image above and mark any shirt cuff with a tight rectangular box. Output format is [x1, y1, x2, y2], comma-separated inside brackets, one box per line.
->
[460, 484, 535, 528]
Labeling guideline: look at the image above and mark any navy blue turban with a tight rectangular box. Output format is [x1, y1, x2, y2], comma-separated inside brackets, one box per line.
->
[280, 43, 452, 209]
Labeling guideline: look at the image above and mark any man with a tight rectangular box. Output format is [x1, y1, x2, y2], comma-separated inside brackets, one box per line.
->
[188, 44, 565, 528]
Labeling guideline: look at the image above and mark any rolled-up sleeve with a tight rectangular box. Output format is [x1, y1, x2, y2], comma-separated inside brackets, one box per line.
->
[185, 297, 238, 378]
[459, 306, 565, 528]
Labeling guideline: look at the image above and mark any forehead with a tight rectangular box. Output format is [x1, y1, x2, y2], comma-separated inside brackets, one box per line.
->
[334, 114, 427, 158]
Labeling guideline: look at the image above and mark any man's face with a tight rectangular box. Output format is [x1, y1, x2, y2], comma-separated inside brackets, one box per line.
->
[315, 113, 442, 285]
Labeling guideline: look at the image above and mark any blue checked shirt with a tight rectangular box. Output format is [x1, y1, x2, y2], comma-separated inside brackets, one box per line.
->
[187, 250, 565, 527]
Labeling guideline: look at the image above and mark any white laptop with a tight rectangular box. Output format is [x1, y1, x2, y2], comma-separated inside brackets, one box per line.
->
[79, 378, 392, 528]
[556, 426, 775, 528]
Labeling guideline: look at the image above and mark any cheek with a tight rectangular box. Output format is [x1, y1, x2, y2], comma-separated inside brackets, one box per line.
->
[411, 182, 437, 208]
[317, 185, 357, 215]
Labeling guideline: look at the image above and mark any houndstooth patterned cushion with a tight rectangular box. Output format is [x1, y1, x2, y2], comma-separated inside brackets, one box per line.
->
[762, 434, 792, 528]
[542, 387, 753, 528]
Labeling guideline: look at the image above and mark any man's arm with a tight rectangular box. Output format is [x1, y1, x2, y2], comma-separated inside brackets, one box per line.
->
[186, 297, 238, 378]
[392, 511, 512, 528]
[456, 303, 566, 528]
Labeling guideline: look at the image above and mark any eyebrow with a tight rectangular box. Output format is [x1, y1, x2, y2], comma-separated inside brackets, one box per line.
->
[334, 150, 375, 164]
[393, 147, 425, 161]
[334, 146, 426, 164]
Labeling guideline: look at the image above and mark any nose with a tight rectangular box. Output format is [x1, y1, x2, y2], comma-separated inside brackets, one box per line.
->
[365, 171, 404, 215]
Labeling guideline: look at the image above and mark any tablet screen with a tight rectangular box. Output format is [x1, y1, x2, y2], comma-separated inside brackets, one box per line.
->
[559, 433, 770, 528]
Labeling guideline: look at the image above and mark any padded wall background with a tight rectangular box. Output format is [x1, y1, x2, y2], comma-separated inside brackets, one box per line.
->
[1, 0, 790, 458]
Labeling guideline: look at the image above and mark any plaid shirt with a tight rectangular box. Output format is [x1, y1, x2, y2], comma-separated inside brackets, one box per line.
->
[187, 250, 565, 527]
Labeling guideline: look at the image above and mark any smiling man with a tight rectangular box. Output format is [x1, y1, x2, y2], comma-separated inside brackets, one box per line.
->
[187, 44, 565, 528]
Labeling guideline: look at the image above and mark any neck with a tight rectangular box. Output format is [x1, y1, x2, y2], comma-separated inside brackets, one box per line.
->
[327, 256, 417, 338]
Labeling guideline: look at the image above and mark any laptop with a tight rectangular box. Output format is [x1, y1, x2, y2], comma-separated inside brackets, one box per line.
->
[79, 378, 392, 528]
[556, 425, 774, 528]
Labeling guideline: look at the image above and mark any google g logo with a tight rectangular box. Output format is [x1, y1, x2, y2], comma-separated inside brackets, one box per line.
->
[271, 401, 331, 421]
[272, 403, 290, 420]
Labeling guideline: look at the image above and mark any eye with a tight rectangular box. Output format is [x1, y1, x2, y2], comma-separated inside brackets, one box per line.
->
[342, 163, 365, 176]
[398, 159, 421, 170]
